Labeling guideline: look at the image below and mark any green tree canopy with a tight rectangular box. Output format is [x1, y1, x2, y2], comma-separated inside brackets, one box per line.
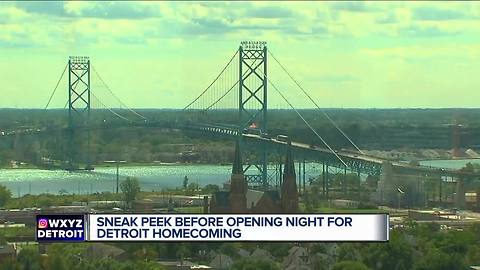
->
[183, 176, 188, 189]
[202, 184, 219, 194]
[120, 177, 141, 210]
[333, 261, 371, 270]
[231, 258, 280, 270]
[361, 231, 414, 270]
[0, 184, 12, 207]
[414, 249, 466, 270]
[17, 246, 42, 270]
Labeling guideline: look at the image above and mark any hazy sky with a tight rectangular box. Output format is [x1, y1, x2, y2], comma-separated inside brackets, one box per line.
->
[1, 1, 480, 109]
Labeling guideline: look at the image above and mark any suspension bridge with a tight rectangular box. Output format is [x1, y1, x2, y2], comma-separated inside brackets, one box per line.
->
[2, 41, 480, 207]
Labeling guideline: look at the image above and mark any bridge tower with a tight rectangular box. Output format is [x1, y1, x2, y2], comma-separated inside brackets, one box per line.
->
[67, 56, 93, 170]
[238, 41, 268, 188]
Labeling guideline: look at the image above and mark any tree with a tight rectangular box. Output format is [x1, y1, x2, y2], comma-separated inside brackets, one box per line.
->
[17, 246, 42, 270]
[133, 245, 158, 262]
[0, 150, 14, 167]
[0, 258, 17, 270]
[0, 184, 12, 207]
[0, 233, 6, 245]
[183, 176, 189, 190]
[414, 249, 465, 270]
[44, 249, 67, 270]
[333, 261, 371, 270]
[202, 184, 219, 194]
[91, 258, 123, 270]
[187, 183, 199, 191]
[121, 177, 141, 210]
[231, 258, 280, 270]
[337, 244, 362, 262]
[304, 184, 321, 212]
[361, 231, 413, 270]
[365, 175, 378, 190]
[176, 243, 190, 260]
[263, 243, 290, 258]
[466, 245, 480, 266]
[332, 173, 360, 191]
[219, 243, 239, 257]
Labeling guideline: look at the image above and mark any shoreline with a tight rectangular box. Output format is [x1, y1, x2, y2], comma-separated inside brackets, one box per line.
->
[0, 162, 234, 170]
[2, 156, 479, 171]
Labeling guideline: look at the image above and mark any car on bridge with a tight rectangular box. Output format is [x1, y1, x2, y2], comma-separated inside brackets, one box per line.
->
[243, 128, 271, 139]
[260, 132, 271, 139]
[243, 127, 262, 135]
[276, 135, 289, 143]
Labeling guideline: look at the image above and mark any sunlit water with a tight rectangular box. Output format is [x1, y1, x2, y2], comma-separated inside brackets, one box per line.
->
[0, 165, 232, 197]
[419, 159, 480, 169]
[0, 159, 479, 197]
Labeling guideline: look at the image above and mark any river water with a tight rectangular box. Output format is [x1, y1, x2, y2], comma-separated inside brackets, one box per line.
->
[0, 165, 232, 197]
[0, 159, 479, 197]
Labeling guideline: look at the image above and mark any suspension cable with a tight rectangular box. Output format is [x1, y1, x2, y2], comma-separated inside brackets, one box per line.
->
[202, 56, 258, 112]
[268, 50, 364, 154]
[91, 92, 131, 122]
[183, 50, 239, 110]
[203, 80, 239, 111]
[44, 63, 68, 109]
[255, 67, 348, 167]
[91, 64, 148, 121]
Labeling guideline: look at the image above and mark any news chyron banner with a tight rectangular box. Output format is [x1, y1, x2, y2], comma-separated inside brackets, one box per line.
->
[37, 214, 389, 242]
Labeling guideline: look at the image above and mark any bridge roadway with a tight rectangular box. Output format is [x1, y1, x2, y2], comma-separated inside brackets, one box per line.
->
[191, 122, 480, 179]
[2, 121, 480, 179]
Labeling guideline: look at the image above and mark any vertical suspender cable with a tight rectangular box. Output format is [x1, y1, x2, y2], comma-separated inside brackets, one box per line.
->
[268, 50, 364, 155]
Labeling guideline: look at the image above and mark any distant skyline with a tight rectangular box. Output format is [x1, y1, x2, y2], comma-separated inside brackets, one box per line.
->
[1, 1, 480, 109]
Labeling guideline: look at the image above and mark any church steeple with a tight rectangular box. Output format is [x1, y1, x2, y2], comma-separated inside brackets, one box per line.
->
[230, 140, 247, 213]
[283, 143, 296, 176]
[281, 143, 299, 213]
[232, 140, 243, 175]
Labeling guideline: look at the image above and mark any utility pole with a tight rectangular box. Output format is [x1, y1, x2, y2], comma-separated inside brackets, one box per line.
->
[105, 160, 126, 194]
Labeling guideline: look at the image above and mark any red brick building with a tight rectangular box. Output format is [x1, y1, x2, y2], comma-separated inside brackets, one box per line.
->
[209, 141, 299, 214]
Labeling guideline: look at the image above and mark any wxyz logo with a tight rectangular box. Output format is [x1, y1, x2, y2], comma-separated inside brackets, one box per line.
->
[48, 219, 83, 228]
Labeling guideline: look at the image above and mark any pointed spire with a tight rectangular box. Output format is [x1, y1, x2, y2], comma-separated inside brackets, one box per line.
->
[283, 143, 295, 176]
[281, 142, 299, 213]
[232, 140, 243, 174]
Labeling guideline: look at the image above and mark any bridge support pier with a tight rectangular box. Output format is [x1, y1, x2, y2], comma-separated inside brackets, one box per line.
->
[261, 141, 268, 188]
[303, 159, 306, 195]
[439, 177, 443, 203]
[455, 178, 466, 209]
[297, 161, 300, 194]
[326, 163, 330, 200]
[378, 161, 394, 205]
[476, 187, 480, 211]
[298, 160, 305, 195]
[322, 163, 326, 196]
[357, 169, 361, 201]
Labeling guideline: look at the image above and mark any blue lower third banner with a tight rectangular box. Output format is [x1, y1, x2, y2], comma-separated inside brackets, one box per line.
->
[36, 214, 389, 242]
[87, 214, 389, 242]
[36, 214, 86, 242]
